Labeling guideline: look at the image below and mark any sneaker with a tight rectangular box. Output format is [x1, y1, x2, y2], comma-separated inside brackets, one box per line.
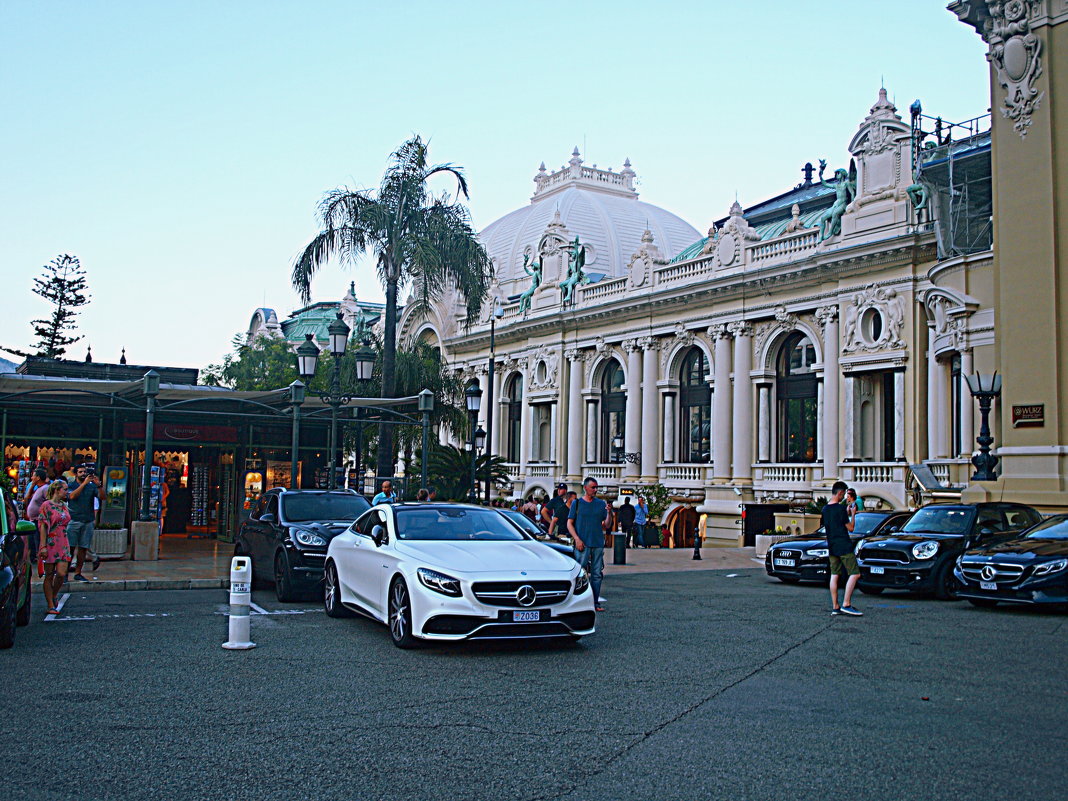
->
[74, 574, 89, 582]
[830, 608, 841, 616]
[839, 605, 863, 616]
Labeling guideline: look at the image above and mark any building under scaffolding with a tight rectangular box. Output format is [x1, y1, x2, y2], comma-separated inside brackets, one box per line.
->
[911, 102, 992, 259]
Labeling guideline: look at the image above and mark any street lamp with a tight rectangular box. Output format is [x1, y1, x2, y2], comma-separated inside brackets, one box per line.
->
[474, 426, 487, 451]
[465, 380, 483, 502]
[965, 371, 1002, 481]
[296, 334, 319, 380]
[139, 370, 160, 521]
[485, 298, 503, 503]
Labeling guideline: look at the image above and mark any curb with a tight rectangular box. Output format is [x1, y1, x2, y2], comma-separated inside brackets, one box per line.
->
[40, 578, 231, 593]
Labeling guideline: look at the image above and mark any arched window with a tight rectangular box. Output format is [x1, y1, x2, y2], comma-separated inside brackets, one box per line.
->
[679, 347, 711, 463]
[777, 333, 818, 463]
[505, 375, 522, 463]
[600, 360, 626, 463]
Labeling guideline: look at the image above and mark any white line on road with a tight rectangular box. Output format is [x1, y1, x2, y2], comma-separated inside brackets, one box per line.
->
[43, 593, 70, 622]
[248, 601, 269, 615]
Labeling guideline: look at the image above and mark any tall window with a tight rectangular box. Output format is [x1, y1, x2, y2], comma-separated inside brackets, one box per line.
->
[600, 360, 626, 463]
[777, 333, 818, 463]
[505, 375, 522, 463]
[679, 347, 711, 463]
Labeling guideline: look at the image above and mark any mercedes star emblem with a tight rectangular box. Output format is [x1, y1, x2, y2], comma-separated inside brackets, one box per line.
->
[516, 585, 537, 607]
[980, 565, 998, 582]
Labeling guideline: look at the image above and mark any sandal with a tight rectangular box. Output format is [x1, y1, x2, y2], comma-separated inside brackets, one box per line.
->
[47, 608, 60, 615]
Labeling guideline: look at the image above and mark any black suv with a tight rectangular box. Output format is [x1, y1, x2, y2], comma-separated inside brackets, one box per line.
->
[765, 511, 912, 584]
[236, 488, 370, 602]
[856, 502, 1043, 599]
[1, 488, 36, 647]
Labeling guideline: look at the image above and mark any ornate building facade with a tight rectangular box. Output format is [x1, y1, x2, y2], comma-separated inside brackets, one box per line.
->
[401, 85, 1007, 544]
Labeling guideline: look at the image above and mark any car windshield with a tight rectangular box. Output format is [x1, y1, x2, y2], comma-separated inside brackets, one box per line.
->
[282, 494, 370, 523]
[395, 507, 526, 541]
[500, 510, 540, 536]
[852, 513, 885, 535]
[902, 507, 973, 535]
[1025, 517, 1068, 540]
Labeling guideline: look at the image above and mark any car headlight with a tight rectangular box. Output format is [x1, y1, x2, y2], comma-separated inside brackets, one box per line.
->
[1033, 558, 1068, 577]
[574, 570, 589, 595]
[293, 530, 327, 547]
[806, 548, 829, 559]
[417, 567, 462, 597]
[912, 541, 939, 560]
[854, 539, 867, 554]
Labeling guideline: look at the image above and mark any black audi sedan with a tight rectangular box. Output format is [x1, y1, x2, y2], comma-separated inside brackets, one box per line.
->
[235, 488, 370, 602]
[955, 514, 1068, 609]
[855, 502, 1043, 599]
[765, 511, 912, 584]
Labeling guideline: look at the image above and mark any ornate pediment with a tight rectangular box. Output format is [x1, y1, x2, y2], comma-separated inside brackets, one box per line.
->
[842, 284, 907, 353]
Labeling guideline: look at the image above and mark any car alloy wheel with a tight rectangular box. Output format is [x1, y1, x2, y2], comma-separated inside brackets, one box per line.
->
[274, 551, 296, 603]
[323, 562, 354, 619]
[934, 561, 959, 601]
[388, 578, 417, 649]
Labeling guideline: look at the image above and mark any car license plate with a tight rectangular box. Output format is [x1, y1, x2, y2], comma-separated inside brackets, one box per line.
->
[773, 558, 795, 567]
[980, 581, 997, 591]
[512, 610, 541, 622]
[870, 566, 885, 575]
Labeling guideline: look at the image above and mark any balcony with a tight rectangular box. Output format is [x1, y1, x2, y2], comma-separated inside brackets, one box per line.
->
[839, 462, 908, 485]
[754, 463, 819, 487]
[582, 464, 622, 482]
[660, 465, 706, 483]
[525, 463, 559, 479]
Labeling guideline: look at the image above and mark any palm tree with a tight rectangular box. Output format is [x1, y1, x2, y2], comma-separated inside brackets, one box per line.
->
[292, 136, 492, 478]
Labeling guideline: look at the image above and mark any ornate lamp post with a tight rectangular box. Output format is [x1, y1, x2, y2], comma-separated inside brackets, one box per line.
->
[965, 372, 1002, 481]
[465, 381, 483, 502]
[139, 370, 160, 521]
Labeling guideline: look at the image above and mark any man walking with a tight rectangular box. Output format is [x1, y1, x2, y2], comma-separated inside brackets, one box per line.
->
[542, 483, 569, 535]
[67, 464, 104, 581]
[617, 496, 636, 549]
[372, 480, 399, 505]
[567, 477, 609, 612]
[823, 480, 861, 616]
[632, 495, 649, 548]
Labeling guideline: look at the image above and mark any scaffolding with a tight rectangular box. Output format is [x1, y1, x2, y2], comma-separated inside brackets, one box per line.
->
[910, 101, 993, 259]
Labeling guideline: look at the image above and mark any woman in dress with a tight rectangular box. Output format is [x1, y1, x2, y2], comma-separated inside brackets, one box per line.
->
[38, 481, 72, 614]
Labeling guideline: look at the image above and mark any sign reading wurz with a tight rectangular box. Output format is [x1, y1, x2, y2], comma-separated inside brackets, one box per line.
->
[1011, 404, 1045, 428]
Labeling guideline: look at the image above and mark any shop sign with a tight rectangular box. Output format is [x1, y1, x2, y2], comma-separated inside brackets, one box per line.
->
[1012, 404, 1044, 428]
[123, 422, 239, 442]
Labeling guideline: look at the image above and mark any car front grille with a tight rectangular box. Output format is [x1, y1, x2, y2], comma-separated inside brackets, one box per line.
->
[858, 547, 910, 565]
[960, 561, 1026, 583]
[774, 549, 801, 560]
[471, 580, 572, 608]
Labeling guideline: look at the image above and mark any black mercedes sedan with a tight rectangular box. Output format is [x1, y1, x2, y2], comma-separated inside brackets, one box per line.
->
[954, 514, 1068, 609]
[856, 502, 1043, 599]
[765, 511, 912, 584]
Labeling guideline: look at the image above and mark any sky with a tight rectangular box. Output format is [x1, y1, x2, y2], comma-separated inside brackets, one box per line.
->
[0, 1, 990, 370]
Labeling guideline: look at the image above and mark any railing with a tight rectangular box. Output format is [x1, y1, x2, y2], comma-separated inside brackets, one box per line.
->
[924, 459, 971, 487]
[500, 302, 522, 320]
[502, 462, 521, 481]
[535, 164, 634, 194]
[578, 276, 628, 302]
[661, 465, 704, 482]
[756, 464, 813, 484]
[582, 464, 622, 482]
[839, 462, 907, 484]
[654, 255, 714, 285]
[750, 229, 819, 265]
[525, 464, 557, 478]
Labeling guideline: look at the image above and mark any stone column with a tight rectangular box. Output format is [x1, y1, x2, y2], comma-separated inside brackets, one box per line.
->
[710, 325, 733, 481]
[477, 369, 490, 432]
[729, 322, 753, 482]
[662, 393, 676, 463]
[843, 374, 857, 460]
[894, 368, 906, 461]
[623, 339, 642, 479]
[927, 326, 940, 460]
[816, 380, 825, 463]
[959, 348, 974, 457]
[640, 338, 660, 480]
[518, 371, 531, 474]
[491, 368, 504, 459]
[757, 384, 771, 463]
[585, 399, 598, 465]
[817, 306, 840, 479]
[564, 350, 584, 480]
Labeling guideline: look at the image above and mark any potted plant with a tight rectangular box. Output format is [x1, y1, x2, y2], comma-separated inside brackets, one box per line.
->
[755, 525, 796, 558]
[639, 483, 670, 547]
[93, 522, 129, 560]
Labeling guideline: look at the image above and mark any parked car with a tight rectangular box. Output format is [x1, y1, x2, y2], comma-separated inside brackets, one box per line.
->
[235, 488, 370, 602]
[855, 502, 1043, 599]
[954, 513, 1068, 609]
[323, 502, 596, 648]
[497, 508, 575, 560]
[765, 510, 912, 584]
[0, 488, 36, 648]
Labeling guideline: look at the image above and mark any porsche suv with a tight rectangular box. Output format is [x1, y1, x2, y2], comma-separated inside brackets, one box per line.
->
[765, 511, 912, 584]
[856, 502, 1042, 599]
[955, 514, 1068, 609]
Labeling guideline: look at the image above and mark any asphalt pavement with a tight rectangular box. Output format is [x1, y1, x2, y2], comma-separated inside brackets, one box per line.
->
[2, 571, 1066, 801]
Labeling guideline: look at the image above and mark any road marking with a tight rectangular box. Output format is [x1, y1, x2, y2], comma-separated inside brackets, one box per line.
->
[43, 592, 70, 621]
[47, 612, 175, 623]
[218, 607, 323, 617]
[725, 574, 741, 578]
[248, 601, 270, 615]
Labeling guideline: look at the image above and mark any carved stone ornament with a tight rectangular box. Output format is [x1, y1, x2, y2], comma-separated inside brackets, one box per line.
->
[528, 346, 560, 391]
[726, 320, 753, 338]
[638, 335, 661, 352]
[621, 338, 641, 354]
[984, 0, 1045, 137]
[593, 336, 610, 355]
[707, 323, 732, 341]
[814, 305, 839, 337]
[563, 347, 586, 363]
[626, 229, 664, 289]
[715, 201, 760, 268]
[842, 285, 907, 353]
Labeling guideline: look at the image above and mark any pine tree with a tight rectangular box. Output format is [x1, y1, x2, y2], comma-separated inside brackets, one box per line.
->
[31, 254, 90, 358]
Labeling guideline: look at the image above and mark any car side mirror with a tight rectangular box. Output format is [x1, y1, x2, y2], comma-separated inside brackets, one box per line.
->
[978, 527, 994, 538]
[259, 513, 276, 523]
[371, 525, 387, 547]
[15, 520, 36, 533]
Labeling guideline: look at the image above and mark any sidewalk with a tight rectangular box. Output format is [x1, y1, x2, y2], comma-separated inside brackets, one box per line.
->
[37, 536, 760, 592]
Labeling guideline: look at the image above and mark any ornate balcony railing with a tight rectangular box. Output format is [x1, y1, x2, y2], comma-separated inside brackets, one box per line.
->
[578, 276, 628, 303]
[755, 463, 815, 484]
[749, 229, 819, 266]
[582, 464, 622, 482]
[525, 463, 558, 479]
[661, 465, 705, 482]
[654, 256, 715, 285]
[839, 462, 908, 484]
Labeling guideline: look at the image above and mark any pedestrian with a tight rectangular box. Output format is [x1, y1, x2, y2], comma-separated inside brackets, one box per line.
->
[22, 466, 48, 516]
[617, 496, 636, 548]
[548, 490, 577, 539]
[521, 496, 538, 523]
[371, 480, 399, 505]
[38, 480, 72, 614]
[66, 463, 103, 581]
[846, 488, 865, 513]
[415, 488, 430, 501]
[824, 480, 861, 616]
[567, 477, 610, 612]
[25, 471, 53, 568]
[633, 495, 648, 548]
[542, 483, 569, 535]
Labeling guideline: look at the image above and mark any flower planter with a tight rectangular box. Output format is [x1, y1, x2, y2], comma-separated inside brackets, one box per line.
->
[93, 528, 128, 560]
[755, 532, 795, 558]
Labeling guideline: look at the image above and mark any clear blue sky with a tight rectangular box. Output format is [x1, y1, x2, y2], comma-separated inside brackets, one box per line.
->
[0, 1, 990, 369]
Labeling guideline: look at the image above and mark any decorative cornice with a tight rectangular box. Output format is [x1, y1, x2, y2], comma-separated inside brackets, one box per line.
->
[726, 321, 753, 338]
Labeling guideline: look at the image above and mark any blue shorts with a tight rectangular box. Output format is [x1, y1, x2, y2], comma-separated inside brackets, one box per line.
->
[67, 520, 95, 550]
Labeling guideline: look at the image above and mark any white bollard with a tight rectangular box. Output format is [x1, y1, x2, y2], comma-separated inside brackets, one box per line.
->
[222, 556, 256, 650]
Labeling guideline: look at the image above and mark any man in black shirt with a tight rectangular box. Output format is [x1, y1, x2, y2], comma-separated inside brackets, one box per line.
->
[542, 483, 570, 535]
[822, 480, 861, 616]
[617, 496, 636, 547]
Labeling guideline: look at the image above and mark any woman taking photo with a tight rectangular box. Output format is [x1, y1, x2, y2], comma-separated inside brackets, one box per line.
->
[38, 481, 72, 615]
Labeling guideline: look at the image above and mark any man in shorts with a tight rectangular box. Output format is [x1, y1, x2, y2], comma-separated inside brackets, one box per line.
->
[67, 463, 105, 581]
[822, 480, 861, 616]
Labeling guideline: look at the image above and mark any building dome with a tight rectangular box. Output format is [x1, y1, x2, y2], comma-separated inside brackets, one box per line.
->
[480, 148, 699, 289]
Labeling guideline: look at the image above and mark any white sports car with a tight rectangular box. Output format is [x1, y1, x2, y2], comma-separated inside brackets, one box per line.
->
[323, 502, 596, 648]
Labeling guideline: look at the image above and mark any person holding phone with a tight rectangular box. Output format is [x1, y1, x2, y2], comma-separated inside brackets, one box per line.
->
[67, 464, 104, 582]
[567, 477, 610, 612]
